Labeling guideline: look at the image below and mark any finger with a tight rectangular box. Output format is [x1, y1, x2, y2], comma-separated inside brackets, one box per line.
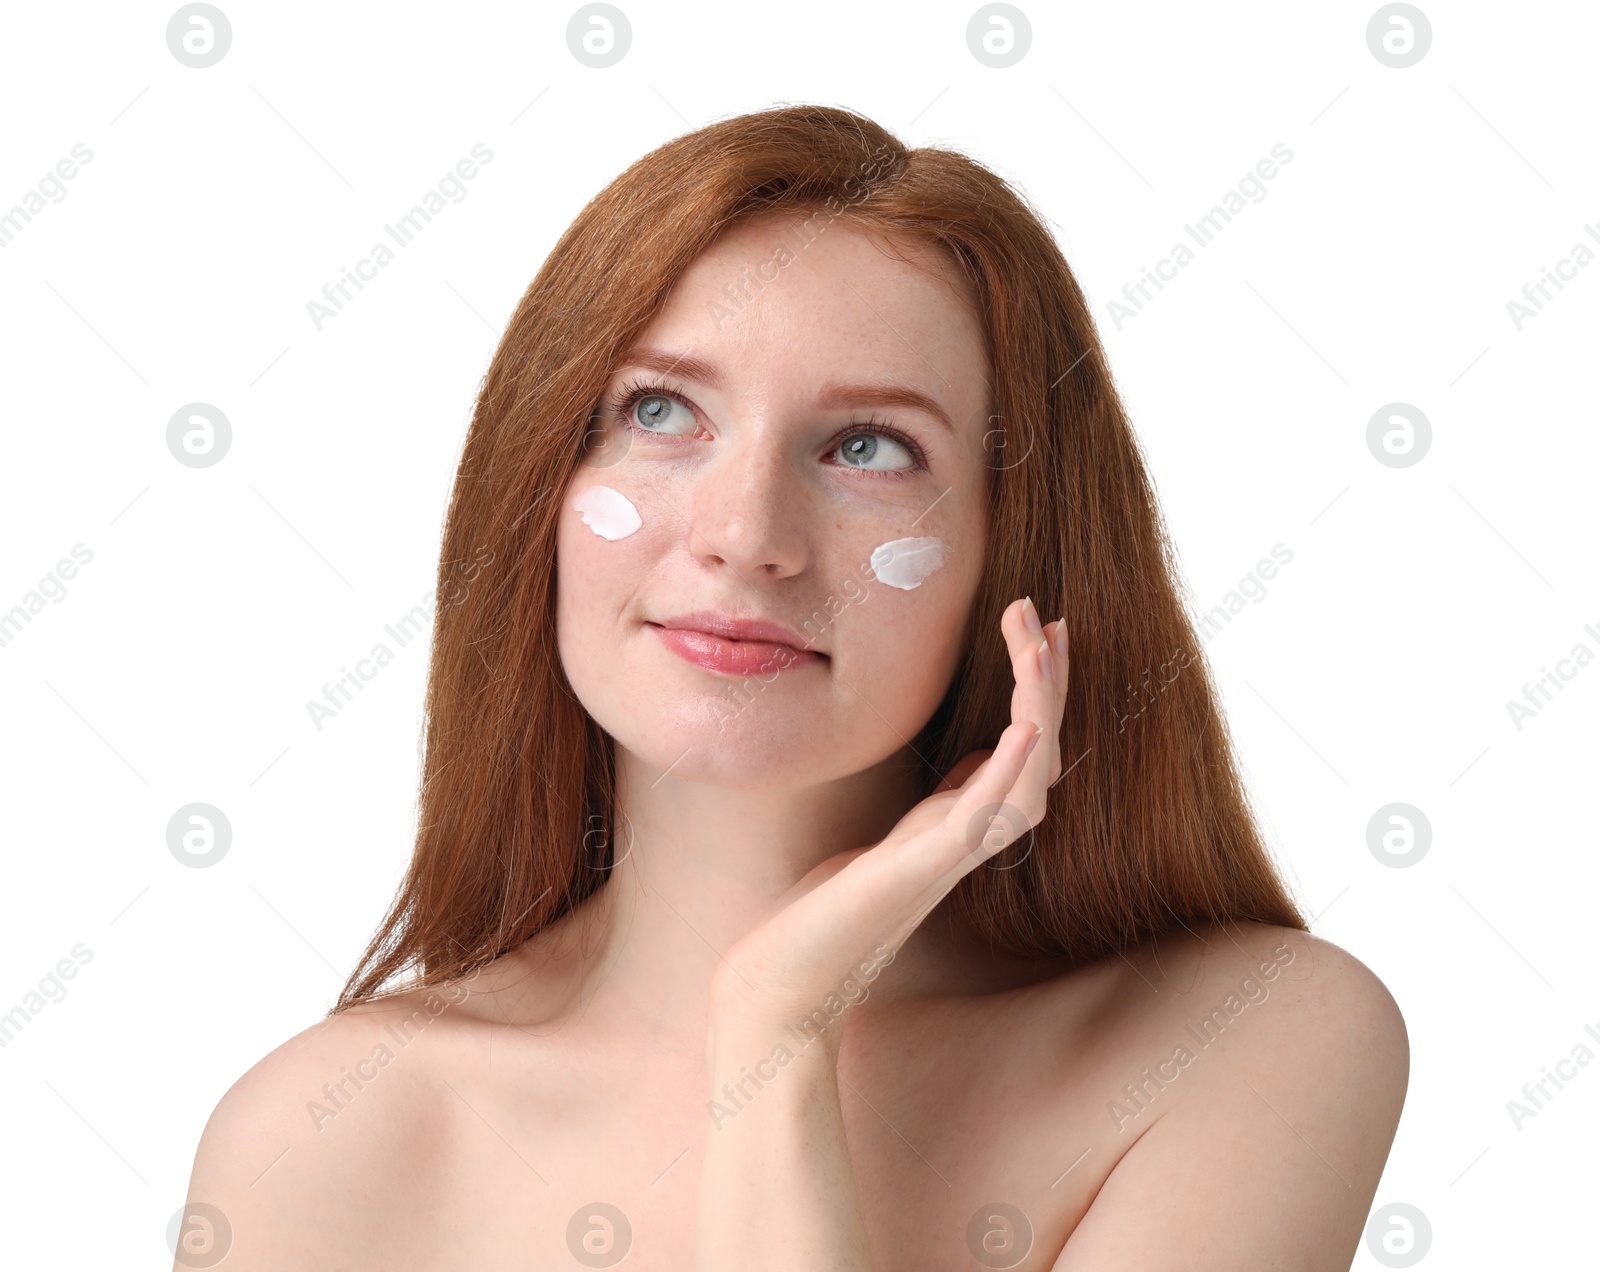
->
[944, 718, 1043, 866]
[936, 607, 1068, 798]
[1004, 597, 1059, 809]
[874, 719, 1041, 909]
[1044, 615, 1070, 786]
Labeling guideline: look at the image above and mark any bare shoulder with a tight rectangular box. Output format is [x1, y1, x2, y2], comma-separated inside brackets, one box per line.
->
[1127, 919, 1407, 1054]
[1050, 920, 1409, 1269]
[177, 984, 474, 1269]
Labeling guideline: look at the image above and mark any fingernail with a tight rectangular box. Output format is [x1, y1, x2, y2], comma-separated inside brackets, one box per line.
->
[1052, 618, 1068, 657]
[1024, 725, 1044, 757]
[1036, 637, 1053, 679]
[1022, 596, 1043, 636]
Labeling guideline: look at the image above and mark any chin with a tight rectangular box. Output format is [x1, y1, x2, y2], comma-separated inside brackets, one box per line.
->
[614, 735, 822, 791]
[602, 698, 836, 790]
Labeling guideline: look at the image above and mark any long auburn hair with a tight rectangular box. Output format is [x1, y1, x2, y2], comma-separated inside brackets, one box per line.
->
[332, 103, 1306, 1012]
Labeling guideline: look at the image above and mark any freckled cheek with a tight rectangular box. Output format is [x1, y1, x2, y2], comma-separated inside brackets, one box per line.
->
[866, 533, 953, 593]
[560, 523, 629, 609]
[570, 481, 645, 542]
[815, 529, 952, 655]
[865, 529, 977, 673]
[559, 481, 658, 630]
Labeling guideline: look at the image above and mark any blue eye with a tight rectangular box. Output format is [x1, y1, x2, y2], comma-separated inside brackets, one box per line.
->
[630, 392, 694, 435]
[836, 432, 917, 473]
[602, 375, 930, 479]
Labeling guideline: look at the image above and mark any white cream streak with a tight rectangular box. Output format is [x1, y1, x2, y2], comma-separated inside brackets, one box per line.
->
[573, 485, 642, 541]
[870, 536, 947, 590]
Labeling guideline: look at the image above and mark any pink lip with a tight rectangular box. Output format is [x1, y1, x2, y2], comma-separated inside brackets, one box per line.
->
[648, 611, 825, 677]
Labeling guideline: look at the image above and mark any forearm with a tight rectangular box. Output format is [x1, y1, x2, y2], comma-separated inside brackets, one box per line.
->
[695, 1021, 873, 1271]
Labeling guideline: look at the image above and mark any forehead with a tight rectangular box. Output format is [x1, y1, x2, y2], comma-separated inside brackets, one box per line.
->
[632, 213, 991, 427]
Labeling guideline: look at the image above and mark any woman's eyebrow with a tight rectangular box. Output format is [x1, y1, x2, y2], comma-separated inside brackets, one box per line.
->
[814, 382, 953, 433]
[621, 347, 954, 434]
[622, 347, 725, 389]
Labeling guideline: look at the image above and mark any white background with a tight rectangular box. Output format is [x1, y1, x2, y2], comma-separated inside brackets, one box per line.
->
[1, 1, 1595, 1267]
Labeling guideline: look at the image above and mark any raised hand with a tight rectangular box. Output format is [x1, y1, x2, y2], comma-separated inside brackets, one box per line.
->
[706, 595, 1070, 1050]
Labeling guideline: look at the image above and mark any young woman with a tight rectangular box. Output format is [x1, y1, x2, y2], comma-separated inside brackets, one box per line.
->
[176, 104, 1407, 1270]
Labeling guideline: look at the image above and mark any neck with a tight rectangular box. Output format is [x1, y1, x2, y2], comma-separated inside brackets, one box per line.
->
[600, 739, 923, 1002]
[490, 741, 999, 1049]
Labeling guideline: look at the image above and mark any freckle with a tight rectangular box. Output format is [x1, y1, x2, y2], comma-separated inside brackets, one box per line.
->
[870, 536, 947, 590]
[573, 485, 641, 541]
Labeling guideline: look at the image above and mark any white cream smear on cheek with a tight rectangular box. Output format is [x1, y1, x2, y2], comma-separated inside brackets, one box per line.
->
[573, 485, 642, 540]
[870, 536, 948, 590]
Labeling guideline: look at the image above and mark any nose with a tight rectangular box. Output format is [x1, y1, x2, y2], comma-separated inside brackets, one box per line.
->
[683, 427, 809, 579]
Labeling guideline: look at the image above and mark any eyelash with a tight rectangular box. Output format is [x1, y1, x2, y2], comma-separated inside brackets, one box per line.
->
[602, 376, 931, 479]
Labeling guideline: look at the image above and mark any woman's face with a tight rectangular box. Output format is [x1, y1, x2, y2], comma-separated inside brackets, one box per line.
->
[555, 212, 994, 789]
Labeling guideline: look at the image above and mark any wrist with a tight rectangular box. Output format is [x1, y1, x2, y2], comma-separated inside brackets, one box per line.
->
[706, 941, 897, 1060]
[706, 1019, 839, 1133]
[709, 1006, 843, 1070]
